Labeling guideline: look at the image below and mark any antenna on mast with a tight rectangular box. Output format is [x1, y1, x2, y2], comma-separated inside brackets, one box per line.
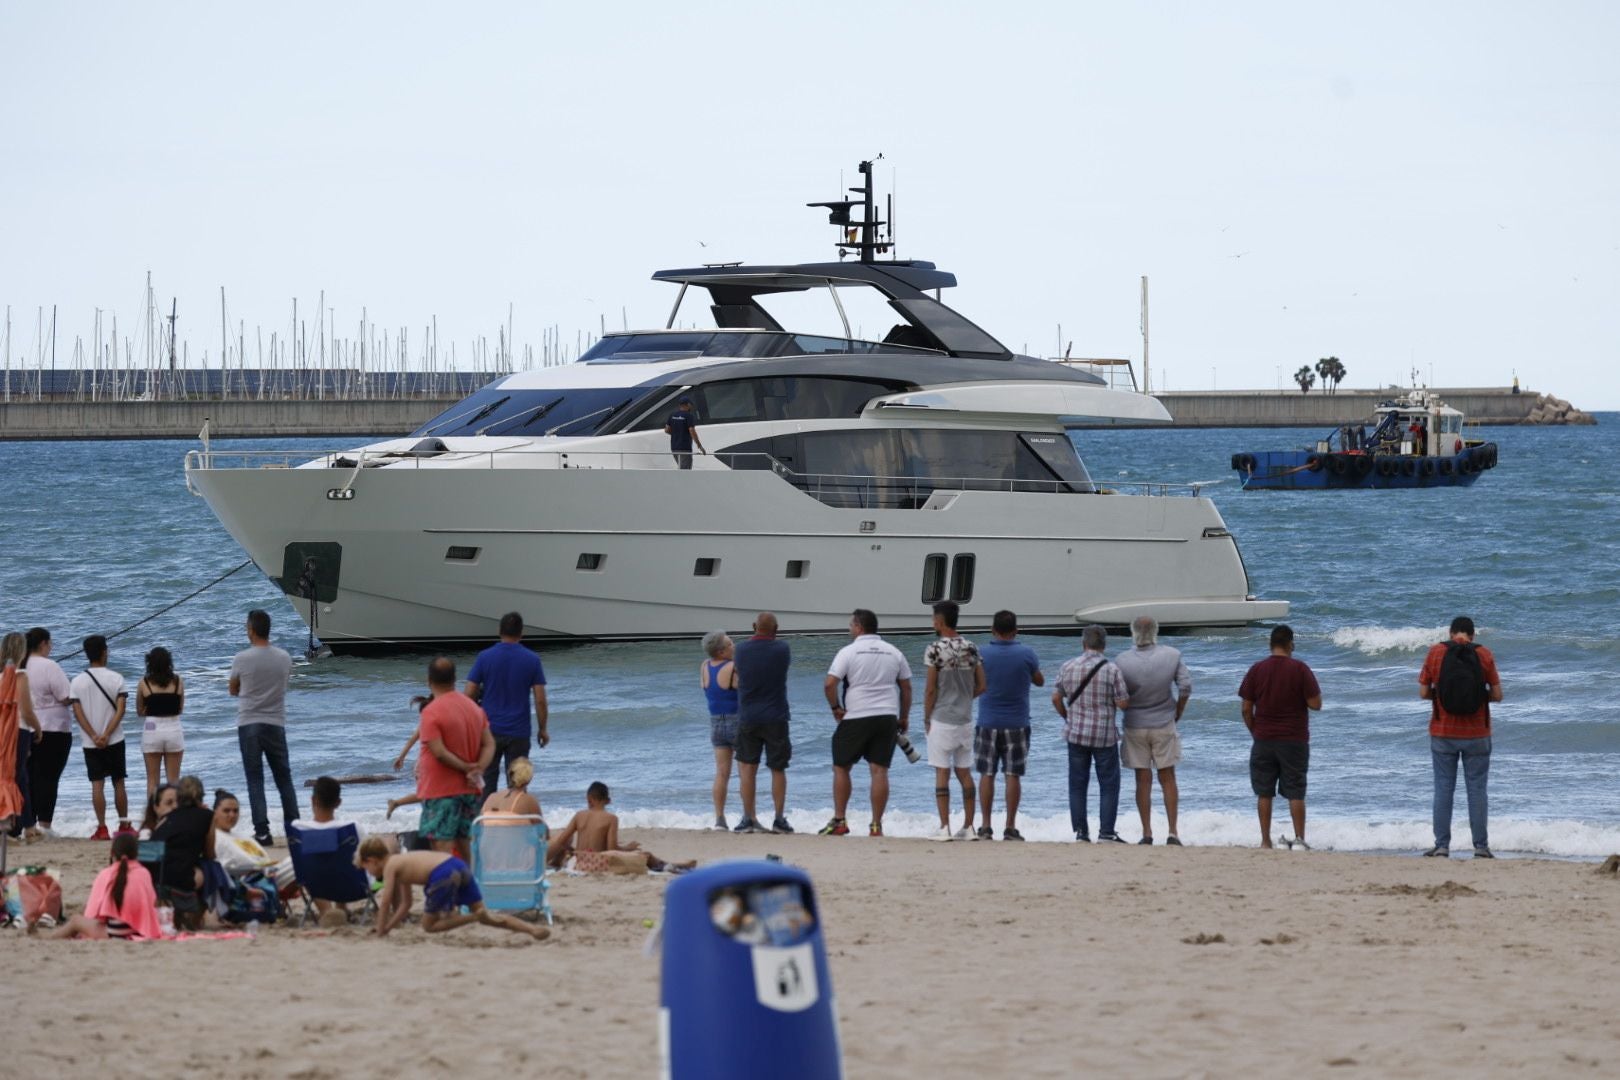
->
[167, 299, 178, 371]
[807, 156, 893, 263]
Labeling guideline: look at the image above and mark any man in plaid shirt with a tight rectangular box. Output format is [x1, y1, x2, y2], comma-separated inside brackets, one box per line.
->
[1051, 625, 1130, 843]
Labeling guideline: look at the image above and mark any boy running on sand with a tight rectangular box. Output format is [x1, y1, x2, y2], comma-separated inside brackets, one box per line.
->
[546, 782, 694, 874]
[357, 837, 548, 939]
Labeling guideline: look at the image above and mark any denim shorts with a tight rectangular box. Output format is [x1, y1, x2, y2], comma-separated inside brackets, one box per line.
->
[710, 713, 739, 749]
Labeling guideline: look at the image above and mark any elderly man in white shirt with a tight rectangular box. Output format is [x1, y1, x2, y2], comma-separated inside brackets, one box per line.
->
[1112, 616, 1193, 846]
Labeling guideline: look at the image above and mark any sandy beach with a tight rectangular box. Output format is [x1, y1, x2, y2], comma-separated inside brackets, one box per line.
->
[6, 830, 1618, 1079]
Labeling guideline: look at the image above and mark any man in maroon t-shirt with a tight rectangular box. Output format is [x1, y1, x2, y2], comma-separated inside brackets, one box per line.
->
[1238, 625, 1322, 850]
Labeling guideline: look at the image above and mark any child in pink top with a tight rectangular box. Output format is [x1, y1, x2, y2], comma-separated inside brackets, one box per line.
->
[52, 834, 164, 940]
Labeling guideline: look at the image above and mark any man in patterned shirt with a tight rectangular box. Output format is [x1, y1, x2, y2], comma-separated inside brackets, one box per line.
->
[922, 601, 985, 841]
[1051, 625, 1131, 842]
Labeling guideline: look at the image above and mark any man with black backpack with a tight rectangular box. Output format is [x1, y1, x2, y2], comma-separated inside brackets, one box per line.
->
[1419, 616, 1503, 859]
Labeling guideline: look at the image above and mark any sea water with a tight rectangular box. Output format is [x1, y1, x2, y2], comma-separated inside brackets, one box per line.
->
[3, 418, 1617, 856]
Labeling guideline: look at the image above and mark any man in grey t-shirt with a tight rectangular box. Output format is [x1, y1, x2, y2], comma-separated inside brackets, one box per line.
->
[1112, 616, 1192, 846]
[228, 608, 299, 845]
[922, 601, 984, 840]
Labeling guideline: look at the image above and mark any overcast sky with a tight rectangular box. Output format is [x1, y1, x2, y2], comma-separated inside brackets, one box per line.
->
[3, 2, 1616, 404]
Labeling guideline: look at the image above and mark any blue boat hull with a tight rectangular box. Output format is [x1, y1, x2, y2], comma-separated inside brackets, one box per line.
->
[1231, 445, 1499, 490]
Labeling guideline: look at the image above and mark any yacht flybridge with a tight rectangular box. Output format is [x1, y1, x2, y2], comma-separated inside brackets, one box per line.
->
[185, 161, 1286, 651]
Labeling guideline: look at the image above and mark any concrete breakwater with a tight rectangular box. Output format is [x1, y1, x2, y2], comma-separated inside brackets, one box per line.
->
[1143, 387, 1594, 429]
[0, 396, 461, 440]
[0, 386, 1595, 440]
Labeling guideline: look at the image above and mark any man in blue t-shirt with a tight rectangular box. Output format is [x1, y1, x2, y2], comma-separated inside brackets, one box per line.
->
[974, 610, 1044, 841]
[663, 397, 707, 470]
[731, 612, 792, 834]
[465, 612, 549, 796]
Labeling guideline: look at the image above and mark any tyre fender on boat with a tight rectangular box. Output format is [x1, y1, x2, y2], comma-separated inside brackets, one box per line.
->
[1353, 455, 1374, 477]
[1329, 454, 1350, 476]
[1420, 458, 1436, 476]
[1439, 457, 1455, 476]
[1401, 458, 1417, 477]
[1377, 458, 1396, 477]
[1305, 453, 1325, 472]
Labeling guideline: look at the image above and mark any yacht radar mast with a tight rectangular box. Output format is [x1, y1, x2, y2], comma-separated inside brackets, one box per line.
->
[807, 158, 893, 264]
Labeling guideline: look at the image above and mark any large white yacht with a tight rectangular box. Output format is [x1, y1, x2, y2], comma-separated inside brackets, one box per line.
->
[186, 162, 1286, 652]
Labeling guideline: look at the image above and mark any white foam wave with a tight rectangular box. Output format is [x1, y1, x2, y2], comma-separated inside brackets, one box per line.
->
[1330, 625, 1449, 655]
[40, 806, 1618, 859]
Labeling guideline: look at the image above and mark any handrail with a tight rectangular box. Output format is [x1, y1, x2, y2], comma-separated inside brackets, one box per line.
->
[182, 446, 1209, 498]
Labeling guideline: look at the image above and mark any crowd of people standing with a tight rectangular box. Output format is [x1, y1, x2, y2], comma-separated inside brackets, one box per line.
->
[1, 602, 1505, 865]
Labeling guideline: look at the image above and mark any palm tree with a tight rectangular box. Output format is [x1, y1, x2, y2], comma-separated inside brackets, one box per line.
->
[1328, 356, 1347, 393]
[1294, 365, 1316, 394]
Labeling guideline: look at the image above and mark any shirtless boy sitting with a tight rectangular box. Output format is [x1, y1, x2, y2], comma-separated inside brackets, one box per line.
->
[358, 837, 549, 939]
[546, 782, 694, 874]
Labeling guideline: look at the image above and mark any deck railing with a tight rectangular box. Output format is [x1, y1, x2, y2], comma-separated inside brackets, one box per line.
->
[183, 446, 1210, 501]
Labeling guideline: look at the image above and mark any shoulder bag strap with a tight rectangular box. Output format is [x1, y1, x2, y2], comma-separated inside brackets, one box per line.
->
[1065, 658, 1107, 711]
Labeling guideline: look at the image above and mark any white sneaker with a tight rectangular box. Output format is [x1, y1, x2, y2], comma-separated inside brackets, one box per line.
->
[930, 825, 954, 842]
[953, 827, 973, 840]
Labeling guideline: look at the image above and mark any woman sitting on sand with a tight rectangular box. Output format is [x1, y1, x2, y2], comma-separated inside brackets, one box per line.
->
[138, 782, 177, 838]
[150, 776, 214, 926]
[212, 789, 296, 892]
[480, 757, 543, 819]
[51, 833, 164, 940]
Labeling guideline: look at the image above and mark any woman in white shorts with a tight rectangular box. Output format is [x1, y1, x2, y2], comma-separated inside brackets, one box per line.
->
[136, 646, 185, 798]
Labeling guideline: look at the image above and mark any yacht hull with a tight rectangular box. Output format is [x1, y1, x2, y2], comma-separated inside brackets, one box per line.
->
[190, 463, 1286, 652]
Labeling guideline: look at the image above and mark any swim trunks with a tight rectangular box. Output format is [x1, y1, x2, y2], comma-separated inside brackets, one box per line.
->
[423, 856, 483, 914]
[419, 793, 480, 841]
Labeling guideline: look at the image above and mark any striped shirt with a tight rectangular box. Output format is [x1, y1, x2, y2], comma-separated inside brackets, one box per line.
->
[1055, 653, 1126, 747]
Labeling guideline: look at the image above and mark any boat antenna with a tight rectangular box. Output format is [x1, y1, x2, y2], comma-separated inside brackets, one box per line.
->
[807, 156, 892, 263]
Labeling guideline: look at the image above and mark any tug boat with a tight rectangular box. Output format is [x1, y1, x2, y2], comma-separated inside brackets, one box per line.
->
[1231, 390, 1499, 490]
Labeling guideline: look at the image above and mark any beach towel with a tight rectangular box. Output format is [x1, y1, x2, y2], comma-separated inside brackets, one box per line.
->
[84, 859, 163, 940]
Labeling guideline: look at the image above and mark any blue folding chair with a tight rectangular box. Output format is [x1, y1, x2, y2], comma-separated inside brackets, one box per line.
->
[471, 814, 552, 925]
[287, 822, 376, 927]
[136, 839, 166, 893]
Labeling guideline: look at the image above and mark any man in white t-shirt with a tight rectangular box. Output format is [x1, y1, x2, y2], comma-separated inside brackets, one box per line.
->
[68, 634, 131, 839]
[820, 609, 912, 838]
[24, 627, 75, 838]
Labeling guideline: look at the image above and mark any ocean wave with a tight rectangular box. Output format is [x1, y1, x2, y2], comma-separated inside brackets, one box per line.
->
[34, 806, 1620, 859]
[1330, 625, 1450, 654]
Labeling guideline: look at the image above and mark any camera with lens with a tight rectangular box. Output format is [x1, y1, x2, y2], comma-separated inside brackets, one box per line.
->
[895, 732, 921, 764]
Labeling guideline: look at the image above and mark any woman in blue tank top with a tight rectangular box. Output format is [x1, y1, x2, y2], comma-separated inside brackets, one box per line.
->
[699, 631, 740, 831]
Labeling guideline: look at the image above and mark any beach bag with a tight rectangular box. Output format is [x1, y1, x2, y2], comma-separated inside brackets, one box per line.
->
[1436, 642, 1488, 715]
[224, 871, 282, 925]
[16, 867, 64, 929]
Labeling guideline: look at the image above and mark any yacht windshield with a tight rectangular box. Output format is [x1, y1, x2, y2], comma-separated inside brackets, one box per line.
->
[581, 331, 941, 363]
[413, 386, 651, 438]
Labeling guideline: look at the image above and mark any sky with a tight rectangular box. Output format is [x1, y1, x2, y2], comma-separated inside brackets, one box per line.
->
[2, 2, 1617, 404]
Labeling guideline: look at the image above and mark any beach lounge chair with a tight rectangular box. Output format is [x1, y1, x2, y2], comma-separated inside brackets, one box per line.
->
[287, 822, 376, 927]
[471, 814, 552, 925]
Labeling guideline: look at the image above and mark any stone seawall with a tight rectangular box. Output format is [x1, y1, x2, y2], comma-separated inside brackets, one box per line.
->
[0, 397, 460, 440]
[1140, 388, 1594, 429]
[0, 386, 1595, 440]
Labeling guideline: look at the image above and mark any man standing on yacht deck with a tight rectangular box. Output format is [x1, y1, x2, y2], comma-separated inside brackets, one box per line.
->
[1114, 615, 1191, 846]
[664, 397, 706, 470]
[732, 613, 793, 834]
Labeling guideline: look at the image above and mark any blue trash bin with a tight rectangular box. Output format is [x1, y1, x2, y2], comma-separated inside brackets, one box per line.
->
[659, 860, 841, 1080]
